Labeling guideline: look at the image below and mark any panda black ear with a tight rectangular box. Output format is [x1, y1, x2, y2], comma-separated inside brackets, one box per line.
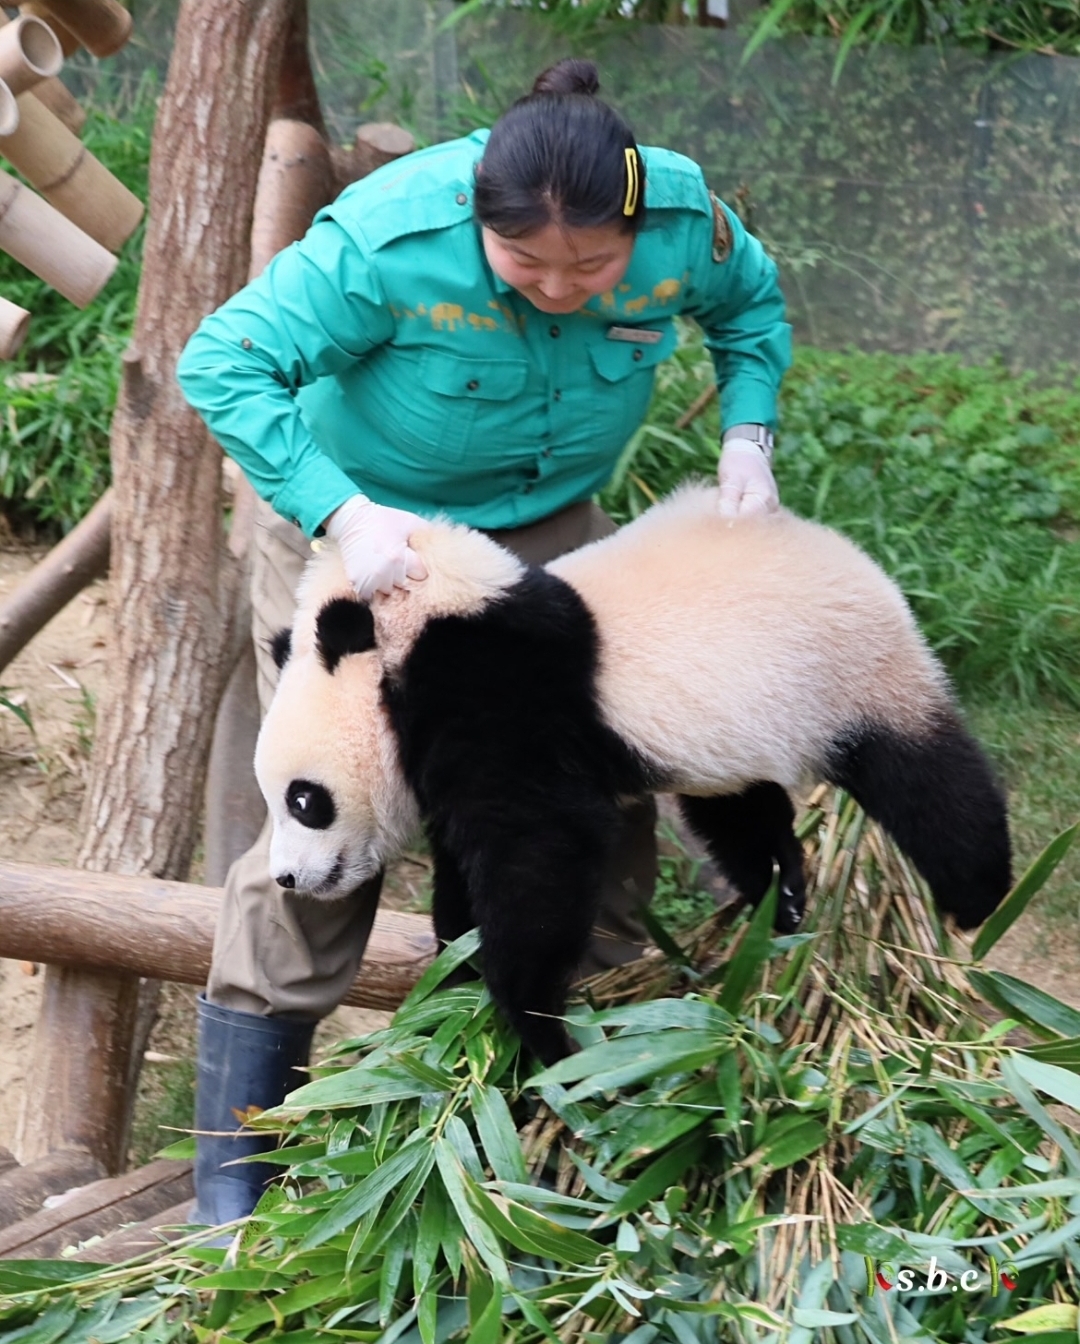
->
[269, 627, 292, 671]
[315, 596, 376, 673]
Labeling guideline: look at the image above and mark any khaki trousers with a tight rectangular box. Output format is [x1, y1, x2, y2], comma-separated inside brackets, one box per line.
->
[207, 500, 657, 1019]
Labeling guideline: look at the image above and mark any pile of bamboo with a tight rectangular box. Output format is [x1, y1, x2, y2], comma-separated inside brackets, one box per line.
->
[0, 0, 143, 358]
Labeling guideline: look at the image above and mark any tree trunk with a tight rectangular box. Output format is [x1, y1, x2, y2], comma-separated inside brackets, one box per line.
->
[16, 0, 297, 1174]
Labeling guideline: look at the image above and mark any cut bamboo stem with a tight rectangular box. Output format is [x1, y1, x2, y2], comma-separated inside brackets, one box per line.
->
[29, 75, 84, 134]
[0, 76, 18, 134]
[0, 15, 62, 94]
[0, 165, 116, 305]
[19, 0, 132, 58]
[0, 292, 31, 357]
[0, 89, 143, 251]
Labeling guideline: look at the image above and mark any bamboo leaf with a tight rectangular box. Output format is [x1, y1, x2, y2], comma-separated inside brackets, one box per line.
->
[470, 1081, 529, 1184]
[433, 1136, 509, 1285]
[299, 1131, 433, 1249]
[398, 929, 482, 1011]
[971, 824, 1078, 961]
[607, 1128, 709, 1218]
[966, 970, 1080, 1039]
[1011, 1053, 1080, 1108]
[1001, 1303, 1079, 1333]
[469, 1282, 504, 1344]
[530, 1029, 725, 1098]
[718, 883, 778, 1014]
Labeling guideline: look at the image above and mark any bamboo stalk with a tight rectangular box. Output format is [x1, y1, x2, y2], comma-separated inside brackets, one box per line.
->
[0, 88, 143, 252]
[0, 165, 116, 305]
[20, 0, 132, 58]
[0, 12, 85, 137]
[0, 14, 62, 94]
[0, 291, 30, 356]
[0, 75, 18, 134]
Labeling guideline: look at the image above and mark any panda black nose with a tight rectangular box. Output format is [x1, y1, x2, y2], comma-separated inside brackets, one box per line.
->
[277, 872, 296, 890]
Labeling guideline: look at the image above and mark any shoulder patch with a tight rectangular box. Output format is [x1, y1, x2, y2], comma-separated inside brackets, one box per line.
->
[315, 597, 376, 673]
[709, 192, 733, 264]
[269, 627, 292, 671]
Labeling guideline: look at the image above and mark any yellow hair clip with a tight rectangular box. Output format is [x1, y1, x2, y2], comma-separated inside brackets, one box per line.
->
[623, 147, 640, 217]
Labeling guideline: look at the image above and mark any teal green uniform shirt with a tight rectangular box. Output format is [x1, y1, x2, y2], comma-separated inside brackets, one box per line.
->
[177, 130, 791, 537]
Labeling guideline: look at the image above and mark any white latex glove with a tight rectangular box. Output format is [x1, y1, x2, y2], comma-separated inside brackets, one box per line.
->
[324, 495, 428, 601]
[717, 438, 779, 519]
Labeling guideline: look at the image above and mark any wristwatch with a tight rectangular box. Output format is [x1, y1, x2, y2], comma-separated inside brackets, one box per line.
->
[723, 422, 774, 466]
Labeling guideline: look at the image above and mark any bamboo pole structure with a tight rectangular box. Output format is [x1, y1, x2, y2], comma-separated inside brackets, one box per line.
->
[0, 76, 18, 134]
[0, 861, 436, 1011]
[0, 15, 62, 94]
[0, 166, 116, 304]
[0, 292, 30, 356]
[0, 89, 143, 252]
[0, 9, 82, 134]
[20, 0, 132, 59]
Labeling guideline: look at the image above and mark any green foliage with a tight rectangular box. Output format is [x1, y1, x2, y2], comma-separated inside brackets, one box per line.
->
[743, 0, 1080, 62]
[599, 331, 1080, 708]
[0, 73, 154, 536]
[1, 808, 1078, 1341]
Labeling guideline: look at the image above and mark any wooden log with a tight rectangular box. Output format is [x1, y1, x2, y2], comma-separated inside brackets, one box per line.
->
[12, 964, 146, 1173]
[0, 1148, 106, 1231]
[0, 89, 144, 252]
[0, 292, 31, 357]
[332, 121, 416, 191]
[0, 860, 437, 1011]
[249, 118, 333, 277]
[0, 488, 111, 673]
[0, 15, 62, 95]
[0, 165, 116, 305]
[20, 0, 133, 59]
[69, 1198, 196, 1263]
[0, 1159, 192, 1258]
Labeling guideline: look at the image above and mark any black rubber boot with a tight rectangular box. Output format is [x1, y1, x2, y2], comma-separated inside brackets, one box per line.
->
[191, 994, 316, 1227]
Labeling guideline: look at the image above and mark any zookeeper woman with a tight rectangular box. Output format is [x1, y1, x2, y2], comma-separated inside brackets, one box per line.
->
[177, 56, 792, 1228]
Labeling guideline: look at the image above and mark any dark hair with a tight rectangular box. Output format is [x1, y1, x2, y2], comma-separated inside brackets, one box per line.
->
[474, 59, 645, 238]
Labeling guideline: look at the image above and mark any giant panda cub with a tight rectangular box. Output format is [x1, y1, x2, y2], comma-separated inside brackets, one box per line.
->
[257, 484, 1012, 1065]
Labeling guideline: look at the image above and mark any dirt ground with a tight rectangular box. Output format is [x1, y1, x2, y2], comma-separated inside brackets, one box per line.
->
[1, 545, 1079, 1165]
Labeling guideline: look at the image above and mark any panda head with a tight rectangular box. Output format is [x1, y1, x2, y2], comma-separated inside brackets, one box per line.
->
[254, 550, 419, 900]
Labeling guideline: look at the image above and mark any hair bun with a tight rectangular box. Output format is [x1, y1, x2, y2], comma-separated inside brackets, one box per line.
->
[531, 58, 600, 97]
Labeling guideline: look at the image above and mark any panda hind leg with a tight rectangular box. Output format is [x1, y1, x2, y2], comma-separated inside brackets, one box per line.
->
[823, 711, 1012, 929]
[678, 784, 806, 933]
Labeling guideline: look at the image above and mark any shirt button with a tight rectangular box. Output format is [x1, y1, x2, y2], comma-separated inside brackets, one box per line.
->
[633, 348, 643, 361]
[523, 483, 533, 494]
[542, 448, 552, 458]
[241, 338, 253, 350]
[553, 389, 562, 402]
[456, 192, 468, 205]
[549, 325, 560, 338]
[467, 379, 479, 391]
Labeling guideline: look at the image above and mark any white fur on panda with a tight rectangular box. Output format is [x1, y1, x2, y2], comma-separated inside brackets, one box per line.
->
[258, 484, 951, 898]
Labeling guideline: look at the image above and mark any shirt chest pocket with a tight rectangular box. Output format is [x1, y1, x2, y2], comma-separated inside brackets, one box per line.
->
[417, 350, 530, 460]
[585, 324, 679, 448]
[587, 323, 678, 382]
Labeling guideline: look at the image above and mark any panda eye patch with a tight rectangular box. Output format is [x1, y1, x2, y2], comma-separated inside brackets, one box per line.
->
[286, 779, 336, 830]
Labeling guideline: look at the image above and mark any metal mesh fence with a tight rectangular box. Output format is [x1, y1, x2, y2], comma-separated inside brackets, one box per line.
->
[77, 2, 1080, 370]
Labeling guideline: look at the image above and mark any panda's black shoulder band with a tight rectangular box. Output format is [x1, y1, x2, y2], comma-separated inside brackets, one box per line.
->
[316, 596, 376, 672]
[269, 627, 292, 671]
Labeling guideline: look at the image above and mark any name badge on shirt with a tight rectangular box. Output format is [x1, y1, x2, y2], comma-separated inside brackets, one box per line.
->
[606, 325, 664, 344]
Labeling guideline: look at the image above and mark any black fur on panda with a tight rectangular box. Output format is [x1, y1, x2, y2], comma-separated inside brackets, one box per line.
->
[257, 486, 1013, 1066]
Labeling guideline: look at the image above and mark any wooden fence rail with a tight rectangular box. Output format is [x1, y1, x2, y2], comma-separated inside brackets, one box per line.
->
[0, 861, 436, 1011]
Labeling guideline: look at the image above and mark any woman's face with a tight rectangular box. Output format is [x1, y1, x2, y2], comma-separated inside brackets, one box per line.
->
[482, 221, 635, 315]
